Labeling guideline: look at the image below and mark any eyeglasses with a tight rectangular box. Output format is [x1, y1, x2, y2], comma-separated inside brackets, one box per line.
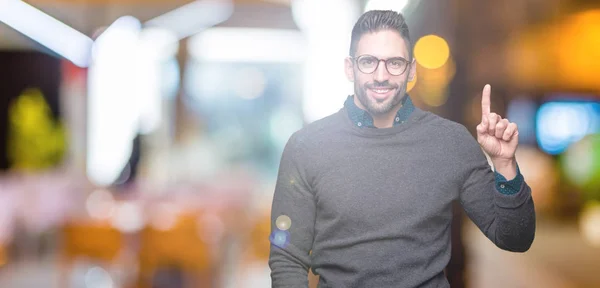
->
[352, 55, 411, 76]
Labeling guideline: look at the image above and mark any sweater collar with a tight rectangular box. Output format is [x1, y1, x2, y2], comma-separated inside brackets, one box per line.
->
[344, 94, 415, 128]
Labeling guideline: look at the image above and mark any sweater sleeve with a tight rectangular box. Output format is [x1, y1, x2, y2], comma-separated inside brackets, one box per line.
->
[268, 133, 316, 287]
[457, 126, 536, 252]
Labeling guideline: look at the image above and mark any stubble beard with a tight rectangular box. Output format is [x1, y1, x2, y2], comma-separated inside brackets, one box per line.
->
[354, 79, 408, 116]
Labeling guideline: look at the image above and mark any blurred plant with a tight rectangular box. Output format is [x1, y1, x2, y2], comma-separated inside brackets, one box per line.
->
[561, 134, 600, 202]
[7, 88, 67, 171]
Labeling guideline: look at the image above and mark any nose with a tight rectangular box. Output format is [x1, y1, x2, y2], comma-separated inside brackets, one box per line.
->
[373, 59, 390, 82]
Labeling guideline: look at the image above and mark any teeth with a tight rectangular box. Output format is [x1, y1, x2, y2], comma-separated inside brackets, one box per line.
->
[373, 88, 391, 93]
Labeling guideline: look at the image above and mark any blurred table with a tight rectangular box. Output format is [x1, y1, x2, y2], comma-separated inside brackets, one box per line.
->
[465, 217, 600, 288]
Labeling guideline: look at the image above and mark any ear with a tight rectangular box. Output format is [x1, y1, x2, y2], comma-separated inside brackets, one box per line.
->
[344, 57, 355, 82]
[408, 58, 417, 82]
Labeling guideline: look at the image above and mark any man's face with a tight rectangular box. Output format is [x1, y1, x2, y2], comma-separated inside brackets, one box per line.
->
[345, 30, 416, 116]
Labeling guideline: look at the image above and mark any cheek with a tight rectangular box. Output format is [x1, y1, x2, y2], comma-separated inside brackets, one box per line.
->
[355, 73, 372, 87]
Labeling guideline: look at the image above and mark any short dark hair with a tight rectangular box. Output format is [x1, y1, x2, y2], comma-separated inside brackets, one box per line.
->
[349, 10, 412, 59]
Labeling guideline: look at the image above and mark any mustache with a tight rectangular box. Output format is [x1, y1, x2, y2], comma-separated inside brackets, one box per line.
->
[365, 81, 398, 89]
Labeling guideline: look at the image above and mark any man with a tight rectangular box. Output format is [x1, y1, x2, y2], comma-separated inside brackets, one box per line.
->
[268, 10, 535, 288]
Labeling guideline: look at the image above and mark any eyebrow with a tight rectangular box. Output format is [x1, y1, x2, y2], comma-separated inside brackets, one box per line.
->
[356, 54, 409, 60]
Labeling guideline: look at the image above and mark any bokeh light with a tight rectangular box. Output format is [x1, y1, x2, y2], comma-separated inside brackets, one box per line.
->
[110, 201, 144, 233]
[233, 67, 267, 100]
[84, 266, 114, 288]
[86, 189, 115, 220]
[507, 9, 600, 92]
[536, 101, 600, 155]
[150, 202, 180, 231]
[269, 109, 304, 150]
[579, 201, 600, 248]
[555, 10, 600, 92]
[561, 134, 600, 199]
[415, 56, 455, 107]
[414, 35, 450, 70]
[275, 215, 292, 231]
[269, 229, 290, 249]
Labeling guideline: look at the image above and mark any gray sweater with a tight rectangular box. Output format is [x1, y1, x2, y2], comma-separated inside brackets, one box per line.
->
[268, 106, 536, 288]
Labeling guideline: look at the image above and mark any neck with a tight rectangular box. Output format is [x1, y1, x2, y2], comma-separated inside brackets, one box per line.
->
[353, 95, 403, 128]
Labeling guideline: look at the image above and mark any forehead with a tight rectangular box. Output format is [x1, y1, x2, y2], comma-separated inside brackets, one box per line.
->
[355, 30, 409, 59]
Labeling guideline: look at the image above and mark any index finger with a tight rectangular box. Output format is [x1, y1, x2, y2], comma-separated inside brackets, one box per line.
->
[481, 84, 491, 117]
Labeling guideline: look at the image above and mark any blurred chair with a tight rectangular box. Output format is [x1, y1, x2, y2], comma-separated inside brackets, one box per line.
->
[248, 211, 271, 262]
[0, 243, 6, 268]
[60, 220, 124, 287]
[137, 212, 213, 288]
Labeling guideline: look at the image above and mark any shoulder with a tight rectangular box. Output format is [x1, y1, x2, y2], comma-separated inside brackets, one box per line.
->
[288, 109, 345, 150]
[279, 111, 343, 176]
[417, 110, 479, 149]
[415, 110, 488, 170]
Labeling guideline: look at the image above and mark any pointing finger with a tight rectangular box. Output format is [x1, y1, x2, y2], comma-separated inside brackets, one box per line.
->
[481, 84, 491, 118]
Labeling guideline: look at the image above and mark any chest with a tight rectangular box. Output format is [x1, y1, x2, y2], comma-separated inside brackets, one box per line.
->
[311, 137, 462, 229]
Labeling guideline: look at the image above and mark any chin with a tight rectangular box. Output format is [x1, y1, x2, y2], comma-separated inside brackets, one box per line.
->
[366, 101, 395, 115]
[356, 84, 405, 115]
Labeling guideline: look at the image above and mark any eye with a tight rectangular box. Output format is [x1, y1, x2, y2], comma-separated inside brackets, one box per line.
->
[358, 56, 377, 66]
[388, 59, 405, 68]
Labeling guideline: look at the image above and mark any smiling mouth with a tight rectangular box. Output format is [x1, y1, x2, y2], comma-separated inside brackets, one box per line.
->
[370, 88, 394, 94]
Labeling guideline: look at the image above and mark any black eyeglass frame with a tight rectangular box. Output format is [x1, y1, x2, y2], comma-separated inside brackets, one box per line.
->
[350, 54, 413, 76]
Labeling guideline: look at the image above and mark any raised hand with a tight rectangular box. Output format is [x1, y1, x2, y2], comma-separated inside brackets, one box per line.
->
[476, 84, 519, 161]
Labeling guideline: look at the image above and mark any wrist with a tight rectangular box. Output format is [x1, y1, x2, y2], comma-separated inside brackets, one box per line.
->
[491, 157, 516, 169]
[491, 157, 517, 180]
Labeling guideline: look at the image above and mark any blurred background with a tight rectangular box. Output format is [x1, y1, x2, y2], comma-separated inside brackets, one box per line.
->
[0, 0, 600, 287]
